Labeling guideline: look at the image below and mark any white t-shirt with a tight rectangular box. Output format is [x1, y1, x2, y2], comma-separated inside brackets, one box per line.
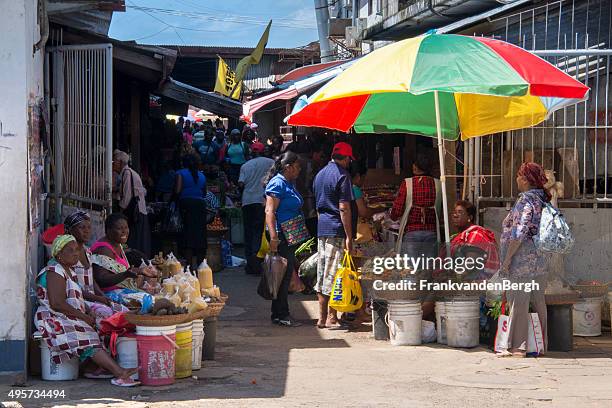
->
[239, 157, 275, 206]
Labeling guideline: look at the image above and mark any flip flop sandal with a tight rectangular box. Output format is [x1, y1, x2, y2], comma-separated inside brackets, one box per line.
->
[84, 369, 114, 379]
[495, 350, 513, 358]
[111, 378, 140, 387]
[326, 321, 350, 330]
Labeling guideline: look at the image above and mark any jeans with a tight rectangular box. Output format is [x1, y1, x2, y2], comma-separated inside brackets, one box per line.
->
[271, 237, 297, 320]
[242, 203, 265, 274]
[401, 230, 438, 259]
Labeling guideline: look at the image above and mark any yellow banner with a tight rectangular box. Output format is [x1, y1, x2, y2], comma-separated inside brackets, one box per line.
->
[230, 20, 272, 98]
[214, 56, 242, 99]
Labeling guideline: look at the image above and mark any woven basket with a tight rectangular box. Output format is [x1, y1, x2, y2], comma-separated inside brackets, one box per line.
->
[571, 283, 609, 299]
[206, 302, 225, 318]
[124, 312, 191, 327]
[545, 292, 580, 305]
[187, 308, 213, 321]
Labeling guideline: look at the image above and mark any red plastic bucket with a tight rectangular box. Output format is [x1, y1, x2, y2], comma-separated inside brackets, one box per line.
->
[136, 325, 177, 386]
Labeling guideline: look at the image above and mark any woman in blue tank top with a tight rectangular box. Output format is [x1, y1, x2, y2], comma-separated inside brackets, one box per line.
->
[175, 154, 207, 268]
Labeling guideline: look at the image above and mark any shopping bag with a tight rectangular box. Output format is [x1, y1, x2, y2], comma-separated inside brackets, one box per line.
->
[527, 313, 545, 355]
[257, 253, 287, 300]
[256, 229, 269, 259]
[494, 302, 510, 353]
[164, 202, 183, 233]
[329, 251, 363, 313]
[288, 267, 306, 294]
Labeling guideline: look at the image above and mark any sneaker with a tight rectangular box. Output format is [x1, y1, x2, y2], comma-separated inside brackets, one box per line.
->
[272, 318, 280, 325]
[277, 316, 302, 327]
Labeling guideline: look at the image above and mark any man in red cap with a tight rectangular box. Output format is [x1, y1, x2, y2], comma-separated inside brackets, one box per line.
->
[239, 142, 275, 275]
[313, 142, 355, 329]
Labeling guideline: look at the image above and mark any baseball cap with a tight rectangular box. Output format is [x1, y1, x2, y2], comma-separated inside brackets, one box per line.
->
[251, 142, 265, 153]
[332, 142, 355, 160]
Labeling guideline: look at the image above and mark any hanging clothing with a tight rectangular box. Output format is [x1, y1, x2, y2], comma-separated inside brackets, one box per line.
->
[34, 263, 102, 364]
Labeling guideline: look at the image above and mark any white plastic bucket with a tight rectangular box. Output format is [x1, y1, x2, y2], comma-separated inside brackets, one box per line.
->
[573, 297, 603, 336]
[387, 300, 422, 346]
[116, 336, 138, 379]
[136, 325, 176, 336]
[192, 319, 205, 370]
[445, 300, 480, 348]
[40, 341, 79, 381]
[435, 301, 447, 344]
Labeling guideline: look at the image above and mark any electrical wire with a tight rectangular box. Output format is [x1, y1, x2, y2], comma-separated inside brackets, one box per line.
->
[127, 5, 316, 29]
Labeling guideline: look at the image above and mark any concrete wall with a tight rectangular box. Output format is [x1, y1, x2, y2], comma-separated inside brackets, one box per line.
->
[0, 0, 43, 374]
[482, 207, 612, 284]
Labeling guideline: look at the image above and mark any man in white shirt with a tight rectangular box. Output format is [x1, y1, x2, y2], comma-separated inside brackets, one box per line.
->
[238, 142, 274, 275]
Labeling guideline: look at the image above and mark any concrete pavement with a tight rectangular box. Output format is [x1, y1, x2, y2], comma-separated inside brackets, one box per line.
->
[2, 266, 611, 408]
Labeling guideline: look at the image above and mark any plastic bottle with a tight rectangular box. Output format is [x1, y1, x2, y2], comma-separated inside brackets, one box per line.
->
[197, 259, 214, 290]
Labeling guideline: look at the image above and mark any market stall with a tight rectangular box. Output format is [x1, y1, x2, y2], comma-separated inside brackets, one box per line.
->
[286, 32, 591, 351]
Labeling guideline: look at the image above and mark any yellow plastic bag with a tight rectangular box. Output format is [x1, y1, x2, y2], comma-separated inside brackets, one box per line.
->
[329, 251, 363, 312]
[256, 229, 269, 258]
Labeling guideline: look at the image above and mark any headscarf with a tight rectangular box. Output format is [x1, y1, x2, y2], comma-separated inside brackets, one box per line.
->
[51, 235, 76, 258]
[518, 162, 551, 201]
[64, 210, 90, 231]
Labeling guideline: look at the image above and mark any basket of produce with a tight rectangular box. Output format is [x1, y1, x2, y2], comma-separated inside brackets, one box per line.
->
[571, 280, 609, 298]
[124, 311, 191, 327]
[207, 216, 229, 235]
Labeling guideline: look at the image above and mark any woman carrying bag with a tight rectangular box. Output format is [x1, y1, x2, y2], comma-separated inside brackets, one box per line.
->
[264, 151, 308, 327]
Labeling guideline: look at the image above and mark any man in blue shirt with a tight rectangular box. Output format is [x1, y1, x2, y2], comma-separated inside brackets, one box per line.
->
[313, 142, 354, 329]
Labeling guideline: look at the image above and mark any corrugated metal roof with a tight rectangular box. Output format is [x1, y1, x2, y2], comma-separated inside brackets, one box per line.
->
[154, 44, 320, 59]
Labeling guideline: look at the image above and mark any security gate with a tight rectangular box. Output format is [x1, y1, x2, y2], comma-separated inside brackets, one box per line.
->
[47, 44, 113, 223]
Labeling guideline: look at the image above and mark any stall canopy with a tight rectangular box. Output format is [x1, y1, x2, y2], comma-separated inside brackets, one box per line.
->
[158, 77, 243, 118]
[242, 59, 356, 121]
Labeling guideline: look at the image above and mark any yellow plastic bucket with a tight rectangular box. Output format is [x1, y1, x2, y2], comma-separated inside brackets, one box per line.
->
[175, 322, 193, 379]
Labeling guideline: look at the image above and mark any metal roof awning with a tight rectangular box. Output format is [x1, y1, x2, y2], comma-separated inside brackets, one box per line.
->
[243, 59, 356, 121]
[157, 78, 242, 118]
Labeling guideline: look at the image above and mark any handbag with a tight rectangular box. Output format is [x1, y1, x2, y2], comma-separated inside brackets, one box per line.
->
[124, 169, 141, 225]
[280, 214, 310, 246]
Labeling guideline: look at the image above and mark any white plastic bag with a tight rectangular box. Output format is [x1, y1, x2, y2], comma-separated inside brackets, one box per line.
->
[527, 313, 545, 355]
[422, 320, 437, 343]
[494, 306, 510, 353]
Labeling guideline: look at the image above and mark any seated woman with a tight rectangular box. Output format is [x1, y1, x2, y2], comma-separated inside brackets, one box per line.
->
[34, 235, 139, 386]
[448, 200, 500, 281]
[63, 211, 128, 322]
[91, 213, 157, 309]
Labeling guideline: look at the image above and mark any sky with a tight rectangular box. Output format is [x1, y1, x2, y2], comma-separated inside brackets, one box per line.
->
[109, 0, 320, 48]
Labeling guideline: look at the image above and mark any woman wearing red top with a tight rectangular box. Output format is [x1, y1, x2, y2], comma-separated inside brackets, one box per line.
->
[390, 152, 440, 258]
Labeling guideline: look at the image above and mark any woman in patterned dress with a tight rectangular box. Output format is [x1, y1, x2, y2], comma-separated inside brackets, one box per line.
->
[498, 162, 550, 357]
[63, 211, 128, 323]
[34, 235, 139, 386]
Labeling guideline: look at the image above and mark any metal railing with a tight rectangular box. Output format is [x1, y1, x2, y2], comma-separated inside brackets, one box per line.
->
[470, 0, 612, 204]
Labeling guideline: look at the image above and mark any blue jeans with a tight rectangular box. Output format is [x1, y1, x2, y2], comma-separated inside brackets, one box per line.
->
[401, 230, 438, 259]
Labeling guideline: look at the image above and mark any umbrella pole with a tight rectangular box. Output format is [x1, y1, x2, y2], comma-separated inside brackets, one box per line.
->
[434, 90, 451, 244]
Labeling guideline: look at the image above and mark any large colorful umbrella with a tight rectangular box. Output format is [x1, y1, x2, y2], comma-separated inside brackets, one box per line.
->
[286, 33, 589, 242]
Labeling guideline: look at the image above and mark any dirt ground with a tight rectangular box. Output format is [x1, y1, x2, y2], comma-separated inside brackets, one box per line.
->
[2, 267, 612, 408]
